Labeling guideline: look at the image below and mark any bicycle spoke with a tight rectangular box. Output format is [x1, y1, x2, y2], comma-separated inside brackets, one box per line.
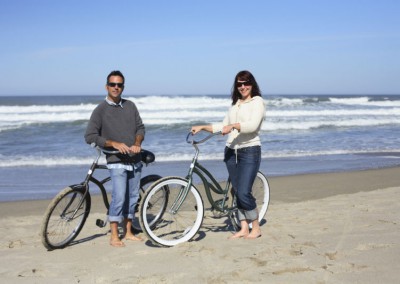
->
[41, 187, 90, 250]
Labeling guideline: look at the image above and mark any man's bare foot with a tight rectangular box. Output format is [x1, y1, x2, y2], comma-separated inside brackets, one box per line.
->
[124, 234, 143, 241]
[228, 231, 249, 240]
[110, 238, 125, 247]
[244, 231, 261, 239]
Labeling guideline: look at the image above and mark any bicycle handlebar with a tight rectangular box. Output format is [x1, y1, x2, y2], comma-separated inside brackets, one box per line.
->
[186, 131, 222, 145]
[91, 143, 120, 154]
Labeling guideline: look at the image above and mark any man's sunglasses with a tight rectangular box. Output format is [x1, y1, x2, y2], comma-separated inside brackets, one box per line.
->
[107, 82, 124, 88]
[236, 81, 252, 88]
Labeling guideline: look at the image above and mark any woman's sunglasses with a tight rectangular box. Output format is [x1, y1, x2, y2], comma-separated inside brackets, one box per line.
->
[236, 81, 252, 88]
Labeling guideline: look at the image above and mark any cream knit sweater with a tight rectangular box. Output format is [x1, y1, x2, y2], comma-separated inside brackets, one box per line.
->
[212, 96, 265, 149]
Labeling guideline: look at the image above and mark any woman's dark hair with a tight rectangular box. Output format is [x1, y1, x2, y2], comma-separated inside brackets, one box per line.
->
[107, 70, 125, 84]
[230, 70, 262, 105]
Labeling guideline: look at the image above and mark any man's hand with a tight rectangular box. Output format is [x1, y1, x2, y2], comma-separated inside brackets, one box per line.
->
[106, 138, 142, 154]
[129, 145, 141, 154]
[110, 141, 131, 154]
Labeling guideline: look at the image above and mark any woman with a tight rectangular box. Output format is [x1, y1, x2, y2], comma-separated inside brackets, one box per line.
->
[191, 70, 265, 239]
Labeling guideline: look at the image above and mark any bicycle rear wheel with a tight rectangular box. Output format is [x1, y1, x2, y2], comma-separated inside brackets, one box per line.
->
[230, 171, 270, 230]
[41, 186, 91, 250]
[131, 174, 163, 233]
[139, 177, 204, 247]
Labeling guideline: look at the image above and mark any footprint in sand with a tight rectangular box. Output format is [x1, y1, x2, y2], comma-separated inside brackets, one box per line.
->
[356, 243, 392, 251]
[272, 267, 314, 275]
[8, 240, 25, 248]
[249, 256, 267, 266]
[18, 268, 46, 278]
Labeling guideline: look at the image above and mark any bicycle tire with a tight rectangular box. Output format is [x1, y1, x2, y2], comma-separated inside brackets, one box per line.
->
[230, 171, 270, 230]
[139, 177, 204, 247]
[40, 186, 91, 250]
[131, 174, 162, 233]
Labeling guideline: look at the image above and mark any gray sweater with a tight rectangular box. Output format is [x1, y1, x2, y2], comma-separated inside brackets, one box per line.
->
[84, 99, 145, 164]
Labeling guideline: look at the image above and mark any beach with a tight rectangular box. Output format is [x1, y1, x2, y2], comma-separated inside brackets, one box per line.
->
[1, 167, 399, 283]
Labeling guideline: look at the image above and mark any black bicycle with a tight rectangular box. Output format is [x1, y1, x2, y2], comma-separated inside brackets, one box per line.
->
[40, 145, 165, 250]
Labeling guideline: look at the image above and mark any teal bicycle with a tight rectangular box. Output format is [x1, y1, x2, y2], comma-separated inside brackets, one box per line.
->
[139, 132, 270, 247]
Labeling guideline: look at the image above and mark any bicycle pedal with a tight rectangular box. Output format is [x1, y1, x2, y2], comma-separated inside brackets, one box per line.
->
[210, 207, 229, 218]
[96, 219, 107, 228]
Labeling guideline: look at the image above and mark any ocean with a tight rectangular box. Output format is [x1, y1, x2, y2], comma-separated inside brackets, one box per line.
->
[1, 94, 400, 201]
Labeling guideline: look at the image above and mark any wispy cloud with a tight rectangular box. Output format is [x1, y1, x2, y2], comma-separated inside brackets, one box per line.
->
[224, 33, 400, 47]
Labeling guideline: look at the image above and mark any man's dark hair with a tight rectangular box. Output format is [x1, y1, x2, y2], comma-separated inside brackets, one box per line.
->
[107, 70, 125, 84]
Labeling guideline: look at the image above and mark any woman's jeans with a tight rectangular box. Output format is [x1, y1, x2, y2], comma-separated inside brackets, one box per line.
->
[108, 164, 142, 223]
[224, 146, 261, 222]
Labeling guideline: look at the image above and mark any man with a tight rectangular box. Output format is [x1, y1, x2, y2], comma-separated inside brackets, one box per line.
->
[85, 70, 145, 247]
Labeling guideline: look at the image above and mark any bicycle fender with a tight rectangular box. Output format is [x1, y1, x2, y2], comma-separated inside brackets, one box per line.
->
[69, 184, 87, 191]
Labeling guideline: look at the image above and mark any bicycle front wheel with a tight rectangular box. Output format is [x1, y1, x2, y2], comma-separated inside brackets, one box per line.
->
[40, 186, 91, 250]
[231, 171, 270, 230]
[139, 177, 204, 247]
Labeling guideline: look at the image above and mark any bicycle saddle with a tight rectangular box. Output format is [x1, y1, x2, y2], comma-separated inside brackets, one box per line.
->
[141, 149, 155, 165]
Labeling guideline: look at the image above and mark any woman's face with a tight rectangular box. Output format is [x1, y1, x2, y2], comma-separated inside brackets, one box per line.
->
[236, 80, 252, 101]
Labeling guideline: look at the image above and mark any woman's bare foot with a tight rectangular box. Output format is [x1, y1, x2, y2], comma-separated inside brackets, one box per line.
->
[228, 230, 249, 239]
[244, 230, 261, 239]
[244, 219, 261, 239]
[229, 220, 250, 239]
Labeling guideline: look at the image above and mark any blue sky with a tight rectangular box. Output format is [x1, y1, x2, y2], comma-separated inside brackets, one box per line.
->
[0, 0, 399, 96]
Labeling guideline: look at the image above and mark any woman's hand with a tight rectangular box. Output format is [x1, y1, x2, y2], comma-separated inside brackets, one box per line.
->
[191, 126, 203, 135]
[222, 123, 239, 135]
[191, 124, 213, 135]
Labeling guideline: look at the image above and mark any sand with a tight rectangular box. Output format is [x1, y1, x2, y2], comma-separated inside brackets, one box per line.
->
[0, 167, 399, 283]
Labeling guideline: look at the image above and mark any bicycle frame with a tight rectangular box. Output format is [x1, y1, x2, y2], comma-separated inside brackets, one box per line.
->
[174, 132, 237, 214]
[84, 147, 112, 209]
[193, 162, 236, 212]
[63, 146, 155, 222]
[59, 147, 111, 222]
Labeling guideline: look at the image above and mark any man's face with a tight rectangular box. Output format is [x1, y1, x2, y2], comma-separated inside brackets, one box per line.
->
[106, 75, 124, 102]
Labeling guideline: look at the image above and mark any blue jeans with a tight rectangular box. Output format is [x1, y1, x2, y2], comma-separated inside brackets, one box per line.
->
[108, 163, 142, 223]
[224, 146, 261, 221]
